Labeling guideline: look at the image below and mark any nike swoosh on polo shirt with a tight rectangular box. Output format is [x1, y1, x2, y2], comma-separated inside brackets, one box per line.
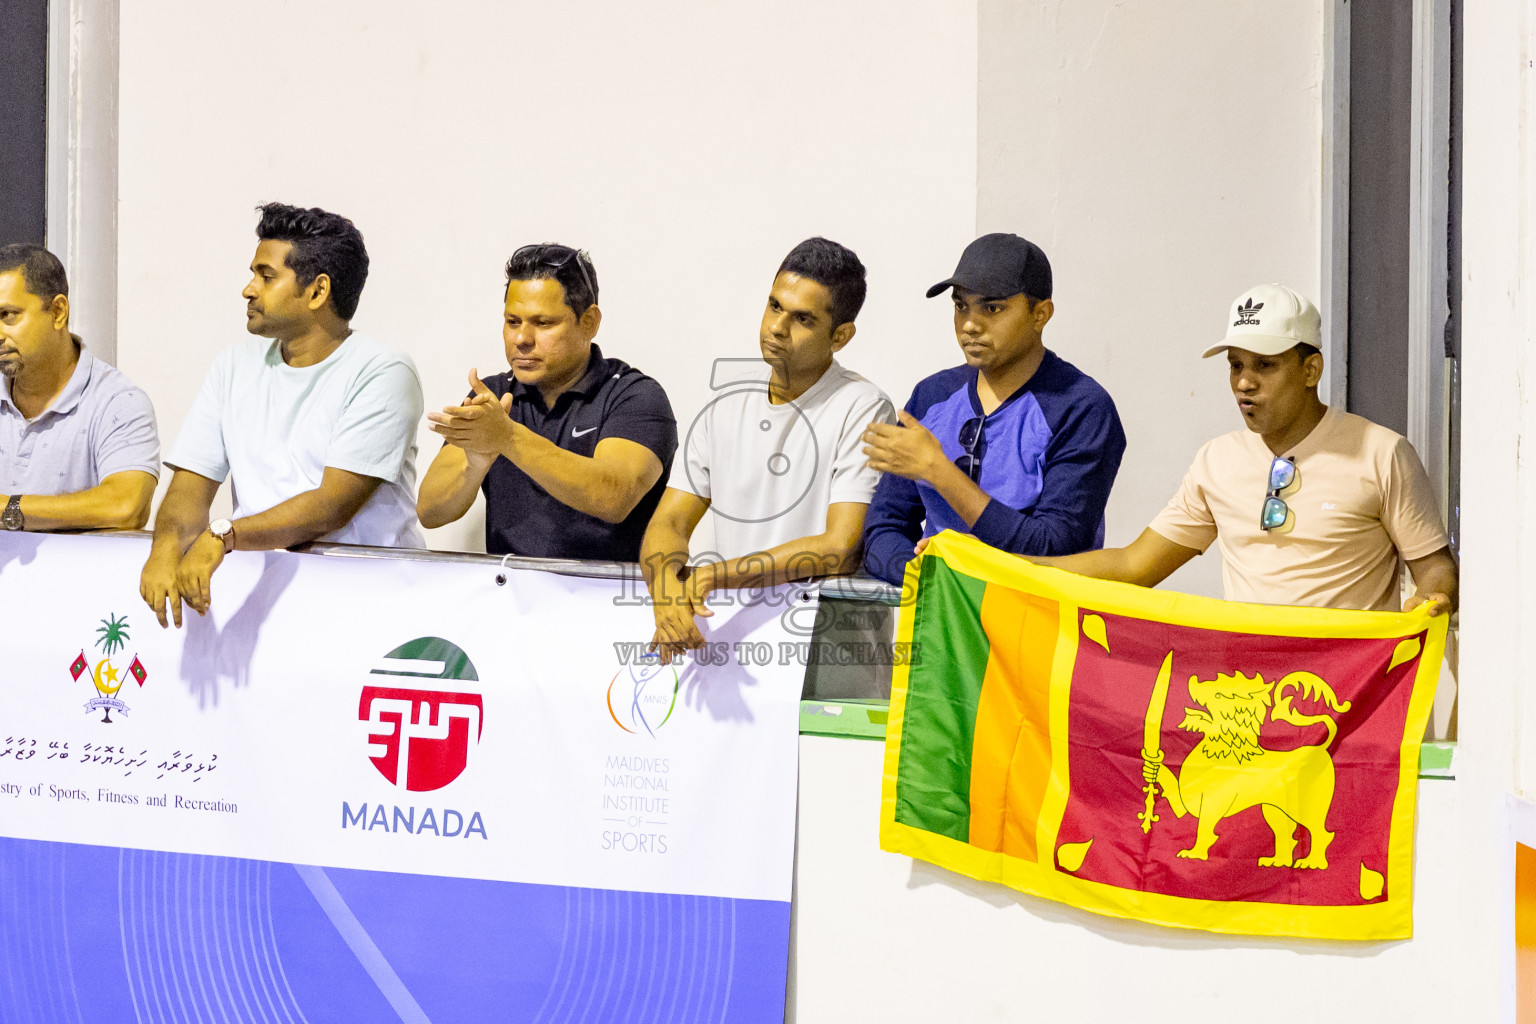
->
[572, 426, 597, 437]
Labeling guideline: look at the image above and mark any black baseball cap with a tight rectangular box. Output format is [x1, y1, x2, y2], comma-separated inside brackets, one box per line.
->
[926, 233, 1053, 301]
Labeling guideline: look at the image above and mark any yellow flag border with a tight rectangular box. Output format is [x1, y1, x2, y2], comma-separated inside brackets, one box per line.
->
[878, 531, 1448, 941]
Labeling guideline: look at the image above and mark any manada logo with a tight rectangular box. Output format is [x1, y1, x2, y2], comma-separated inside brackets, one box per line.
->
[359, 637, 483, 792]
[606, 658, 679, 737]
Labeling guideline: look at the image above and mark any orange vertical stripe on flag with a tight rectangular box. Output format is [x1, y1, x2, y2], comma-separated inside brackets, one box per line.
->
[967, 587, 1059, 861]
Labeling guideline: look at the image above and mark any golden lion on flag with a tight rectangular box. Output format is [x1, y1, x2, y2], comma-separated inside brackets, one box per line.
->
[1142, 664, 1352, 870]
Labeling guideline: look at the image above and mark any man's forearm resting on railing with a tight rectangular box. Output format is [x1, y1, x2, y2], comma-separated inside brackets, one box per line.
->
[140, 466, 383, 628]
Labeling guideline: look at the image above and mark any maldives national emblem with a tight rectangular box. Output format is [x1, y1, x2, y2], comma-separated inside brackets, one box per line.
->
[69, 613, 149, 723]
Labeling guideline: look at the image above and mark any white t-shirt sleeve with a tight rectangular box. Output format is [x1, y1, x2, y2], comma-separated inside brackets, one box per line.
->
[164, 350, 232, 482]
[671, 404, 712, 500]
[827, 387, 895, 506]
[325, 358, 424, 484]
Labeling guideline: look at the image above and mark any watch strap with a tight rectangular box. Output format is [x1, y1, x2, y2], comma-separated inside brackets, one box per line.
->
[3, 494, 22, 531]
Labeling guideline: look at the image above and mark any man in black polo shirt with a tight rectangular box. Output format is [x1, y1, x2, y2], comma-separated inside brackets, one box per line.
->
[418, 244, 677, 560]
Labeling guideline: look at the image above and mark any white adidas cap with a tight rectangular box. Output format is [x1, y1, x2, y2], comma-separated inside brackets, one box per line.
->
[1202, 283, 1322, 358]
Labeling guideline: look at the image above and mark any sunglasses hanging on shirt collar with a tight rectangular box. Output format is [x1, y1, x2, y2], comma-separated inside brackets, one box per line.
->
[955, 416, 987, 482]
[1260, 456, 1298, 531]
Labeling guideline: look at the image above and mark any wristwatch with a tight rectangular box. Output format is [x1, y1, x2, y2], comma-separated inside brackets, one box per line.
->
[208, 517, 235, 553]
[1, 494, 23, 531]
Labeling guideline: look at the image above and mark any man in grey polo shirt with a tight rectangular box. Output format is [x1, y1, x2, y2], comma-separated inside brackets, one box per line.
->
[0, 244, 159, 533]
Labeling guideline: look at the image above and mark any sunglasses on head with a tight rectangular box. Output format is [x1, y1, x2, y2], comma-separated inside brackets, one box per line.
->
[1260, 456, 1297, 531]
[955, 416, 987, 482]
[513, 244, 597, 309]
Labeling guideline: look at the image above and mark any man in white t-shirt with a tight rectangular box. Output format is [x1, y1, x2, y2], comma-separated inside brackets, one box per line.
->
[140, 203, 423, 628]
[642, 237, 894, 660]
[1030, 283, 1457, 615]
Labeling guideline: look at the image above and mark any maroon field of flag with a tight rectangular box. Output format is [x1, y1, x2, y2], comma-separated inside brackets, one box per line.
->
[129, 656, 147, 686]
[69, 651, 88, 681]
[1058, 609, 1418, 910]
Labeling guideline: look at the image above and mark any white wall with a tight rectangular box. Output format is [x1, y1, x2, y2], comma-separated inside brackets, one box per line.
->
[975, 0, 1324, 598]
[792, 736, 1472, 1023]
[788, 0, 1529, 1007]
[101, 1, 1536, 1016]
[114, 0, 978, 550]
[113, 1, 1323, 587]
[1458, 0, 1536, 1018]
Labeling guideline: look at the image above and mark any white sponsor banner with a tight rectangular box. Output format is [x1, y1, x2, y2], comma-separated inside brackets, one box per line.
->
[0, 533, 807, 902]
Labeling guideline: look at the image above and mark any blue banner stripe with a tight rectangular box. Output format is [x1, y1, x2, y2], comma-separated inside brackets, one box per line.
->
[0, 837, 789, 1024]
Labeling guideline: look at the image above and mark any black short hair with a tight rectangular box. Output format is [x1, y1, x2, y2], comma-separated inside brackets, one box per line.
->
[1294, 342, 1321, 362]
[255, 203, 370, 320]
[777, 237, 867, 327]
[504, 244, 599, 318]
[0, 243, 68, 306]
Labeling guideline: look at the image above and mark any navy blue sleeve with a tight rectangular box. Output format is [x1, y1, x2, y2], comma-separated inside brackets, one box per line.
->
[860, 373, 964, 585]
[970, 378, 1126, 557]
[862, 470, 925, 584]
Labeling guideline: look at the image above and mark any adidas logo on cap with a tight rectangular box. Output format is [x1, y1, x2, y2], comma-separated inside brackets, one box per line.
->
[1201, 283, 1322, 359]
[1233, 298, 1264, 327]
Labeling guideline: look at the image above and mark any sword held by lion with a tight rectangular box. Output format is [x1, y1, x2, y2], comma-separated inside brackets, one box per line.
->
[1139, 653, 1351, 870]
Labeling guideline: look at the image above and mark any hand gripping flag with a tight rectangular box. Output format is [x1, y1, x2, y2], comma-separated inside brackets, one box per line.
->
[879, 531, 1447, 940]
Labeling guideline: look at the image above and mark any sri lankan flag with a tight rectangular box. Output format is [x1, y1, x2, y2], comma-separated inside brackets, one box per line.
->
[880, 531, 1448, 940]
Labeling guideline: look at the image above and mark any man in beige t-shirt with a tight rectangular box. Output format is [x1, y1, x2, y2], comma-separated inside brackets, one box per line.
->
[1029, 283, 1457, 614]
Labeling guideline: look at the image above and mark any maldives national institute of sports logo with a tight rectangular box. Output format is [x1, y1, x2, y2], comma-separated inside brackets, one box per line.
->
[359, 637, 483, 792]
[607, 658, 679, 737]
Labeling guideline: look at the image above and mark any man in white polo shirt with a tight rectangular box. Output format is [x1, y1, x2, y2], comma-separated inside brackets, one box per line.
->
[1030, 283, 1457, 614]
[641, 237, 894, 660]
[0, 244, 159, 532]
[139, 203, 423, 628]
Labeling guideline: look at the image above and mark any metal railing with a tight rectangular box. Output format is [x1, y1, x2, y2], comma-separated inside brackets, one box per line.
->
[302, 542, 903, 700]
[90, 531, 904, 700]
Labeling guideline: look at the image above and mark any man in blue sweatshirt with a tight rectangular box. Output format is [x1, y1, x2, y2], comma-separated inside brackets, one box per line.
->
[861, 233, 1125, 585]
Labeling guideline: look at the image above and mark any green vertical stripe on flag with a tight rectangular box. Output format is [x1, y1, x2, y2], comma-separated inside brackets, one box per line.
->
[893, 556, 992, 841]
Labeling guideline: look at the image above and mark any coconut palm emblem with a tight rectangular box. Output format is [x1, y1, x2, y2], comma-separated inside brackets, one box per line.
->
[70, 613, 148, 723]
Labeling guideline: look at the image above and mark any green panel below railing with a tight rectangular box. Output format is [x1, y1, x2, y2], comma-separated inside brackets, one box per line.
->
[799, 700, 890, 740]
